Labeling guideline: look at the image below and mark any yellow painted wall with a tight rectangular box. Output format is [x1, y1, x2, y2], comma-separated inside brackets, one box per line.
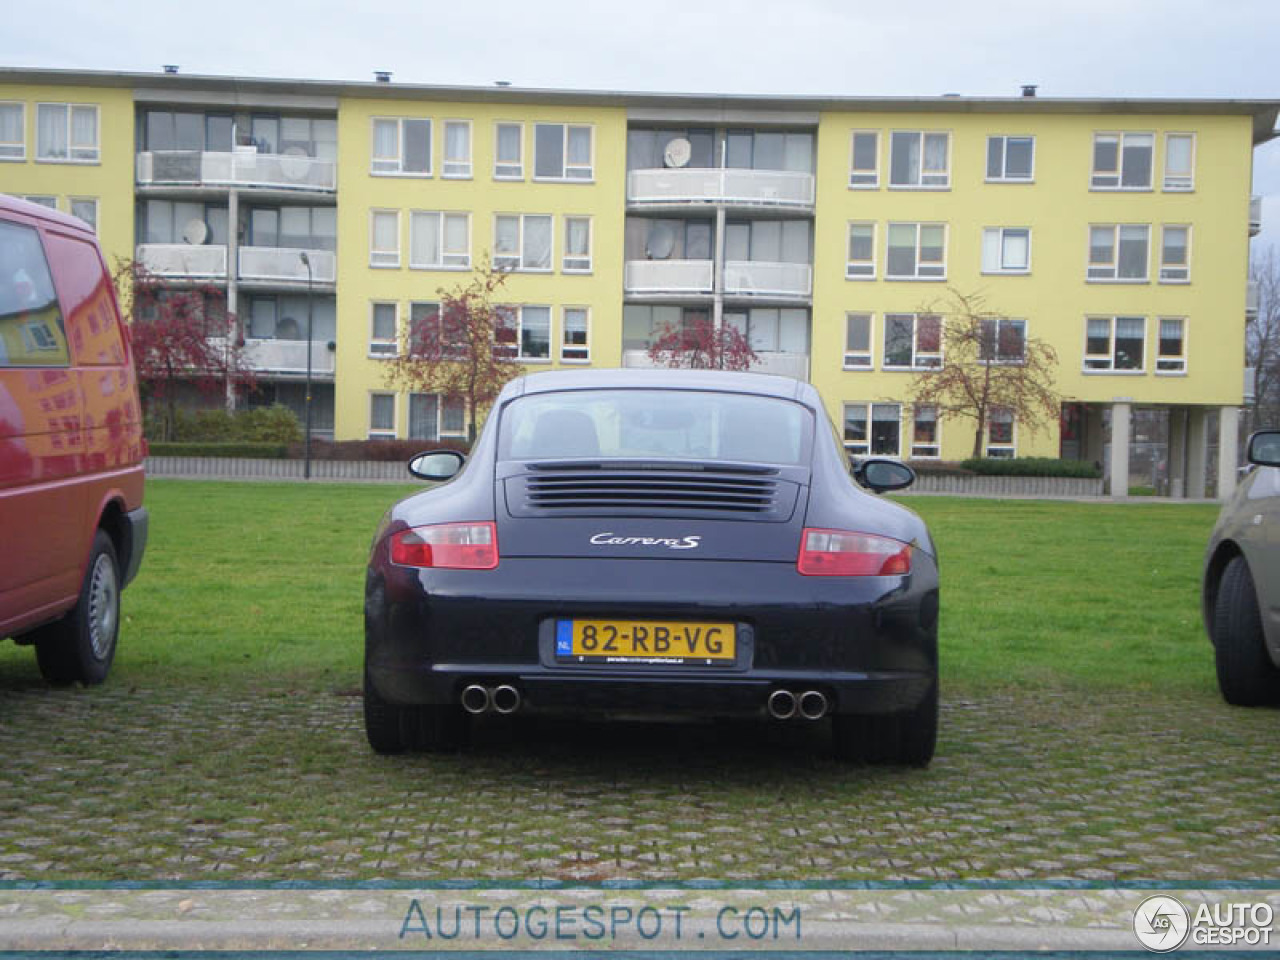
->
[332, 96, 627, 440]
[811, 111, 1254, 459]
[0, 83, 135, 272]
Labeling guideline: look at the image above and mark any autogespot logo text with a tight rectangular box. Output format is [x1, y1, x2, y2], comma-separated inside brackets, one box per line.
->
[1133, 896, 1190, 953]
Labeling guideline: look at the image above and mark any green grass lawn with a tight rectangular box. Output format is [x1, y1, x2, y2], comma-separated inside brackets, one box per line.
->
[0, 480, 1222, 696]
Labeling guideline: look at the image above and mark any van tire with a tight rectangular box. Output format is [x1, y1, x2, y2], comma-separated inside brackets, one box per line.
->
[35, 531, 121, 686]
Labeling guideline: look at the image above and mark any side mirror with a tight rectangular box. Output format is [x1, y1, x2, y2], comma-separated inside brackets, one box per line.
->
[408, 449, 465, 481]
[1248, 430, 1280, 468]
[853, 457, 916, 493]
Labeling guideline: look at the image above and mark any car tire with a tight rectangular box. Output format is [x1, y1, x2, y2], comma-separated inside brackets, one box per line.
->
[832, 681, 938, 767]
[34, 530, 120, 686]
[1213, 556, 1280, 706]
[363, 670, 467, 754]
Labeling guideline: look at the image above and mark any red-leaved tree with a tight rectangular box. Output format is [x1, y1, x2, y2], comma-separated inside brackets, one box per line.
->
[647, 313, 757, 371]
[114, 260, 256, 440]
[382, 257, 521, 443]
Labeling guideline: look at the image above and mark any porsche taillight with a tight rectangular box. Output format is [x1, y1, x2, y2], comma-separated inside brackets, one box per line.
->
[797, 528, 912, 577]
[390, 522, 498, 570]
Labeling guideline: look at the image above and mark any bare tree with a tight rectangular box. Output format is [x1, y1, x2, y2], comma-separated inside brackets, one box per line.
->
[1248, 248, 1280, 428]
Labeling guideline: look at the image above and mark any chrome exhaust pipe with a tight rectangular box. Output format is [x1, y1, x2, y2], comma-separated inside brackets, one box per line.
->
[767, 689, 797, 720]
[798, 690, 828, 720]
[492, 684, 521, 715]
[460, 684, 491, 715]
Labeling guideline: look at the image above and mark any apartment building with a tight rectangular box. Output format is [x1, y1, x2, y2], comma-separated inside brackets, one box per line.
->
[2, 67, 1274, 498]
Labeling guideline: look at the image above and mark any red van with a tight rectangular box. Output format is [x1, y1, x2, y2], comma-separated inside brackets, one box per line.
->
[0, 196, 147, 684]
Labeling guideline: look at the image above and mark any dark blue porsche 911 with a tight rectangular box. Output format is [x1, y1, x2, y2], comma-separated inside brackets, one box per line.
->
[363, 369, 939, 765]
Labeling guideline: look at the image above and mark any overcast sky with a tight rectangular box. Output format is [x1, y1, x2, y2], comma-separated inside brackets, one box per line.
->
[4, 0, 1278, 253]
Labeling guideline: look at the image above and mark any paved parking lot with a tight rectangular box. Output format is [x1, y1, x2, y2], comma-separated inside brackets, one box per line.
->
[2, 682, 1277, 882]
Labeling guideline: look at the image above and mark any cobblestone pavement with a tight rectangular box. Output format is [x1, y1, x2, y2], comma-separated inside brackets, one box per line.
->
[2, 682, 1277, 883]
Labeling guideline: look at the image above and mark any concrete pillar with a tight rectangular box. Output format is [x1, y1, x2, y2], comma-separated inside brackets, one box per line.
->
[1110, 402, 1131, 499]
[712, 206, 726, 332]
[1218, 406, 1240, 500]
[225, 187, 240, 412]
[1167, 408, 1187, 499]
[1187, 407, 1208, 499]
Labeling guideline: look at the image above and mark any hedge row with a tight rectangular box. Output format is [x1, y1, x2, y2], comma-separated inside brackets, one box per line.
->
[287, 437, 472, 462]
[148, 442, 290, 459]
[147, 405, 303, 444]
[958, 457, 1102, 479]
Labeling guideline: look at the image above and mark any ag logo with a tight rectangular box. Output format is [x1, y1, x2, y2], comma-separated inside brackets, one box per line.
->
[1134, 895, 1190, 952]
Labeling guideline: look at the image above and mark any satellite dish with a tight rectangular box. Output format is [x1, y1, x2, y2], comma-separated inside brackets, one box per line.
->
[280, 145, 310, 181]
[646, 223, 676, 260]
[182, 219, 209, 245]
[664, 137, 692, 168]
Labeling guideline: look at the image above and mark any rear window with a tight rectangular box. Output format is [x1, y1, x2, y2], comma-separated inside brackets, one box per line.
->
[0, 220, 69, 367]
[499, 389, 811, 465]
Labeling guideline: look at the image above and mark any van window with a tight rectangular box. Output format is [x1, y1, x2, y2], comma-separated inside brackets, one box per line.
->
[43, 231, 125, 365]
[0, 220, 69, 367]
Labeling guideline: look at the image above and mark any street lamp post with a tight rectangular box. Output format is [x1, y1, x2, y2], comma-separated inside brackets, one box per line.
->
[300, 251, 314, 480]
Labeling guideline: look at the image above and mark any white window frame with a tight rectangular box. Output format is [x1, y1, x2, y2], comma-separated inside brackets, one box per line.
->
[369, 209, 400, 268]
[494, 121, 524, 179]
[369, 392, 397, 439]
[533, 123, 594, 182]
[0, 102, 25, 161]
[69, 197, 98, 232]
[843, 402, 902, 457]
[985, 135, 1035, 182]
[562, 216, 592, 273]
[442, 120, 472, 178]
[979, 316, 1028, 365]
[1163, 133, 1196, 192]
[910, 404, 941, 459]
[888, 130, 950, 189]
[409, 211, 471, 270]
[498, 304, 553, 362]
[985, 407, 1017, 458]
[981, 227, 1031, 275]
[1084, 315, 1147, 374]
[843, 312, 873, 369]
[369, 301, 399, 357]
[848, 130, 879, 188]
[886, 222, 947, 280]
[494, 213, 553, 272]
[371, 117, 431, 176]
[560, 306, 590, 362]
[846, 222, 876, 279]
[1087, 223, 1150, 282]
[36, 103, 99, 163]
[883, 313, 943, 370]
[1156, 316, 1188, 375]
[1159, 224, 1192, 283]
[1091, 131, 1154, 190]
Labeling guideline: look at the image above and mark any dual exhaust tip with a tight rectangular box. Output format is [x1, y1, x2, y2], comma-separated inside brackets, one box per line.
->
[768, 688, 828, 721]
[461, 683, 521, 715]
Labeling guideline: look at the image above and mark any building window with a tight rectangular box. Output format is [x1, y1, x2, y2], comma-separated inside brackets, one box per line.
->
[980, 317, 1027, 364]
[986, 135, 1034, 181]
[23, 195, 57, 209]
[1159, 225, 1190, 282]
[843, 403, 901, 456]
[884, 313, 942, 369]
[981, 227, 1030, 274]
[563, 216, 592, 272]
[369, 393, 396, 438]
[561, 306, 590, 361]
[1157, 317, 1187, 374]
[1163, 133, 1195, 191]
[369, 210, 400, 267]
[494, 122, 523, 179]
[1091, 132, 1153, 189]
[1088, 224, 1149, 281]
[911, 405, 940, 459]
[36, 103, 98, 162]
[410, 211, 470, 269]
[534, 123, 592, 180]
[369, 302, 398, 356]
[889, 131, 949, 188]
[886, 222, 946, 279]
[371, 117, 430, 176]
[69, 198, 98, 232]
[408, 393, 440, 442]
[498, 305, 552, 360]
[1085, 316, 1146, 372]
[986, 408, 1016, 458]
[725, 308, 808, 354]
[844, 313, 873, 369]
[0, 102, 24, 160]
[494, 214, 552, 271]
[849, 130, 879, 188]
[846, 222, 876, 279]
[443, 120, 472, 178]
[442, 397, 466, 436]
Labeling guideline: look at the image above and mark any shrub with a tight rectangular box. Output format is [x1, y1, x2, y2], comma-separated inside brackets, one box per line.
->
[959, 457, 1102, 478]
[235, 405, 304, 444]
[150, 404, 303, 444]
[148, 442, 289, 459]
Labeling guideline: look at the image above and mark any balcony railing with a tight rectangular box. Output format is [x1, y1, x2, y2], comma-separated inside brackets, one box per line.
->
[723, 261, 813, 299]
[1247, 279, 1260, 318]
[1251, 195, 1262, 237]
[624, 260, 714, 296]
[209, 337, 336, 376]
[136, 243, 227, 280]
[622, 349, 809, 381]
[627, 168, 815, 209]
[136, 149, 337, 192]
[239, 248, 336, 284]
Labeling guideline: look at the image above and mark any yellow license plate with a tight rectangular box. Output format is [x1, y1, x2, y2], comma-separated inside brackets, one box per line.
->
[556, 619, 736, 665]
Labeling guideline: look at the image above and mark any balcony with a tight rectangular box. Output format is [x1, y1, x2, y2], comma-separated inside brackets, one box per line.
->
[136, 243, 227, 280]
[239, 248, 336, 287]
[627, 168, 815, 210]
[723, 261, 813, 300]
[210, 337, 335, 377]
[136, 149, 337, 193]
[622, 349, 809, 381]
[624, 260, 714, 297]
[1251, 195, 1262, 237]
[1247, 279, 1260, 319]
